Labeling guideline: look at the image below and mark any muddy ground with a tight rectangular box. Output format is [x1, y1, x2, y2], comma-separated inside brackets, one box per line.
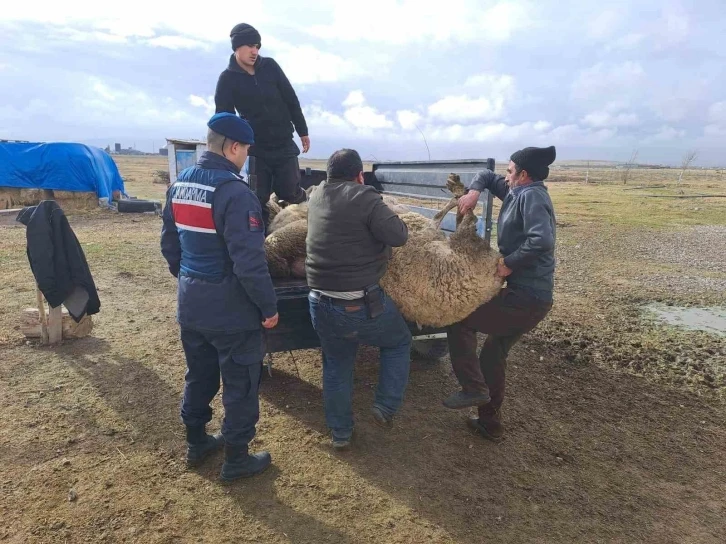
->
[0, 157, 724, 543]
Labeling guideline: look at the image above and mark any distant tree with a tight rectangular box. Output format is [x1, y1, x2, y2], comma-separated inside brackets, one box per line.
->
[621, 149, 639, 184]
[677, 149, 698, 186]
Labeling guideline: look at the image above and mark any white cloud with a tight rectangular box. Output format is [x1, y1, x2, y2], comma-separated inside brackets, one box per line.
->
[424, 119, 614, 146]
[397, 110, 423, 131]
[645, 125, 686, 142]
[428, 95, 507, 123]
[343, 93, 393, 130]
[343, 91, 366, 108]
[307, 0, 533, 45]
[303, 103, 350, 139]
[425, 73, 517, 123]
[189, 95, 215, 115]
[587, 9, 623, 40]
[704, 124, 726, 138]
[56, 27, 128, 44]
[703, 101, 726, 141]
[582, 111, 640, 128]
[1, 2, 265, 43]
[572, 61, 645, 103]
[263, 38, 361, 85]
[464, 73, 515, 94]
[39, 75, 206, 133]
[605, 32, 645, 51]
[708, 101, 726, 124]
[654, 1, 690, 49]
[304, 93, 394, 134]
[547, 124, 619, 145]
[146, 35, 210, 50]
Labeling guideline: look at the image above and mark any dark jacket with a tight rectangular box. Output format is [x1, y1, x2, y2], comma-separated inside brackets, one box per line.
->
[214, 55, 308, 156]
[16, 200, 100, 321]
[161, 151, 277, 333]
[305, 178, 408, 291]
[470, 170, 556, 300]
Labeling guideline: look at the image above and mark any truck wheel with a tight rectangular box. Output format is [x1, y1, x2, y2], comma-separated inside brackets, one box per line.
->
[411, 338, 449, 361]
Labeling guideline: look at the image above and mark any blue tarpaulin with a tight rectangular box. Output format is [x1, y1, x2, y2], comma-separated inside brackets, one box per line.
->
[0, 142, 125, 200]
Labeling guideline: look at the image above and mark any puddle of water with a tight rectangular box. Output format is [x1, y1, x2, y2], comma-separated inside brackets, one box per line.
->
[644, 303, 726, 336]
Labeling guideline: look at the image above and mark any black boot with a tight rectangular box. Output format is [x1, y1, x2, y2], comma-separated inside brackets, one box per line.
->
[220, 444, 272, 482]
[185, 425, 224, 468]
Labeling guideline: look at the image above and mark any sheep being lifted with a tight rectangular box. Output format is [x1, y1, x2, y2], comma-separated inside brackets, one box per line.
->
[263, 174, 504, 328]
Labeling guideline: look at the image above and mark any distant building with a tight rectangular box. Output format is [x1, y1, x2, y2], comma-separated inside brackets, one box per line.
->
[159, 147, 169, 156]
[165, 138, 207, 180]
[114, 143, 121, 153]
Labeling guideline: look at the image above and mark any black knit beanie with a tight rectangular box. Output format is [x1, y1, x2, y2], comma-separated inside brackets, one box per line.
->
[230, 23, 261, 50]
[510, 145, 557, 180]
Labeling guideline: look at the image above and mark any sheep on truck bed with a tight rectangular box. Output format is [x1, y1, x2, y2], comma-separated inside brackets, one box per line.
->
[257, 158, 497, 373]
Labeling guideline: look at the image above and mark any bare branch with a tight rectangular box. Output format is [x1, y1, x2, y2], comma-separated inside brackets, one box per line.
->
[621, 149, 639, 184]
[677, 149, 698, 185]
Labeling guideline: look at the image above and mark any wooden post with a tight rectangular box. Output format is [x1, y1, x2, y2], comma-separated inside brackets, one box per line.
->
[35, 286, 62, 345]
[36, 286, 49, 345]
[48, 304, 63, 344]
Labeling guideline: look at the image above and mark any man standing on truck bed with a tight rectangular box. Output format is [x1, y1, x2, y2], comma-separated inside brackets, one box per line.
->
[161, 112, 279, 482]
[305, 148, 412, 450]
[444, 145, 557, 442]
[214, 23, 310, 228]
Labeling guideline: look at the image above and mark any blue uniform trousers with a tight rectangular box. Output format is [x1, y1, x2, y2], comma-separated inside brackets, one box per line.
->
[179, 327, 264, 446]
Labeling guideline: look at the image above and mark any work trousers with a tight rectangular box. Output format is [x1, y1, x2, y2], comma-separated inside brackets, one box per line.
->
[308, 289, 412, 441]
[179, 327, 264, 446]
[252, 149, 306, 226]
[446, 288, 552, 418]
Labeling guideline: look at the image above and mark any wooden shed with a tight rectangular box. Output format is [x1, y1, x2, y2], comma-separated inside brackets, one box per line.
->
[165, 138, 207, 181]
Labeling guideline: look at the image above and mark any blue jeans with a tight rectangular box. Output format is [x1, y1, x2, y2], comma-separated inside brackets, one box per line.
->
[308, 289, 412, 441]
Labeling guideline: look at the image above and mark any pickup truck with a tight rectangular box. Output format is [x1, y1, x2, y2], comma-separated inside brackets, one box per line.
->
[249, 158, 496, 373]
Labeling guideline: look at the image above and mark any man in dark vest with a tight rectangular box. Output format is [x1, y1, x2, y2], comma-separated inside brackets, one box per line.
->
[444, 146, 557, 442]
[161, 112, 278, 481]
[214, 23, 310, 227]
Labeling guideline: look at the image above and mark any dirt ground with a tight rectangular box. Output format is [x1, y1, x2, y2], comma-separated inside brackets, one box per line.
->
[1, 156, 725, 543]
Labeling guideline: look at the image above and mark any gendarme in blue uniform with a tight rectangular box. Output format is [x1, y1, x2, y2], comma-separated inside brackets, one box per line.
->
[161, 147, 277, 449]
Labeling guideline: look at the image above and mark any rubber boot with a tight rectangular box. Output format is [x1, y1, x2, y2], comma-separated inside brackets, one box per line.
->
[185, 425, 224, 468]
[220, 444, 272, 482]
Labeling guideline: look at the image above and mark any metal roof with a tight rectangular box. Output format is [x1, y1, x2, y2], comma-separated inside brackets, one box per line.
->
[165, 138, 206, 145]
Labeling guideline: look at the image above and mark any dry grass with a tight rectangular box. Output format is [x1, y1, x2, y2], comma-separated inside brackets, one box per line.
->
[0, 155, 724, 543]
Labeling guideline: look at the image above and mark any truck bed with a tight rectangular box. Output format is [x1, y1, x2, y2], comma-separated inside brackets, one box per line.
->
[265, 278, 448, 354]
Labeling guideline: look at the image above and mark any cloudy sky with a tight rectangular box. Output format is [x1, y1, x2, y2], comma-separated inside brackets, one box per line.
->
[1, 0, 724, 166]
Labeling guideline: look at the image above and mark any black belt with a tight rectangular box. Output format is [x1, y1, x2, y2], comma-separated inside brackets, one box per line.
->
[314, 293, 365, 306]
[311, 284, 380, 306]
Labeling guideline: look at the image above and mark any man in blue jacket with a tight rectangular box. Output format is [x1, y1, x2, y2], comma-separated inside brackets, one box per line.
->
[443, 146, 557, 442]
[214, 23, 310, 227]
[161, 112, 278, 482]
